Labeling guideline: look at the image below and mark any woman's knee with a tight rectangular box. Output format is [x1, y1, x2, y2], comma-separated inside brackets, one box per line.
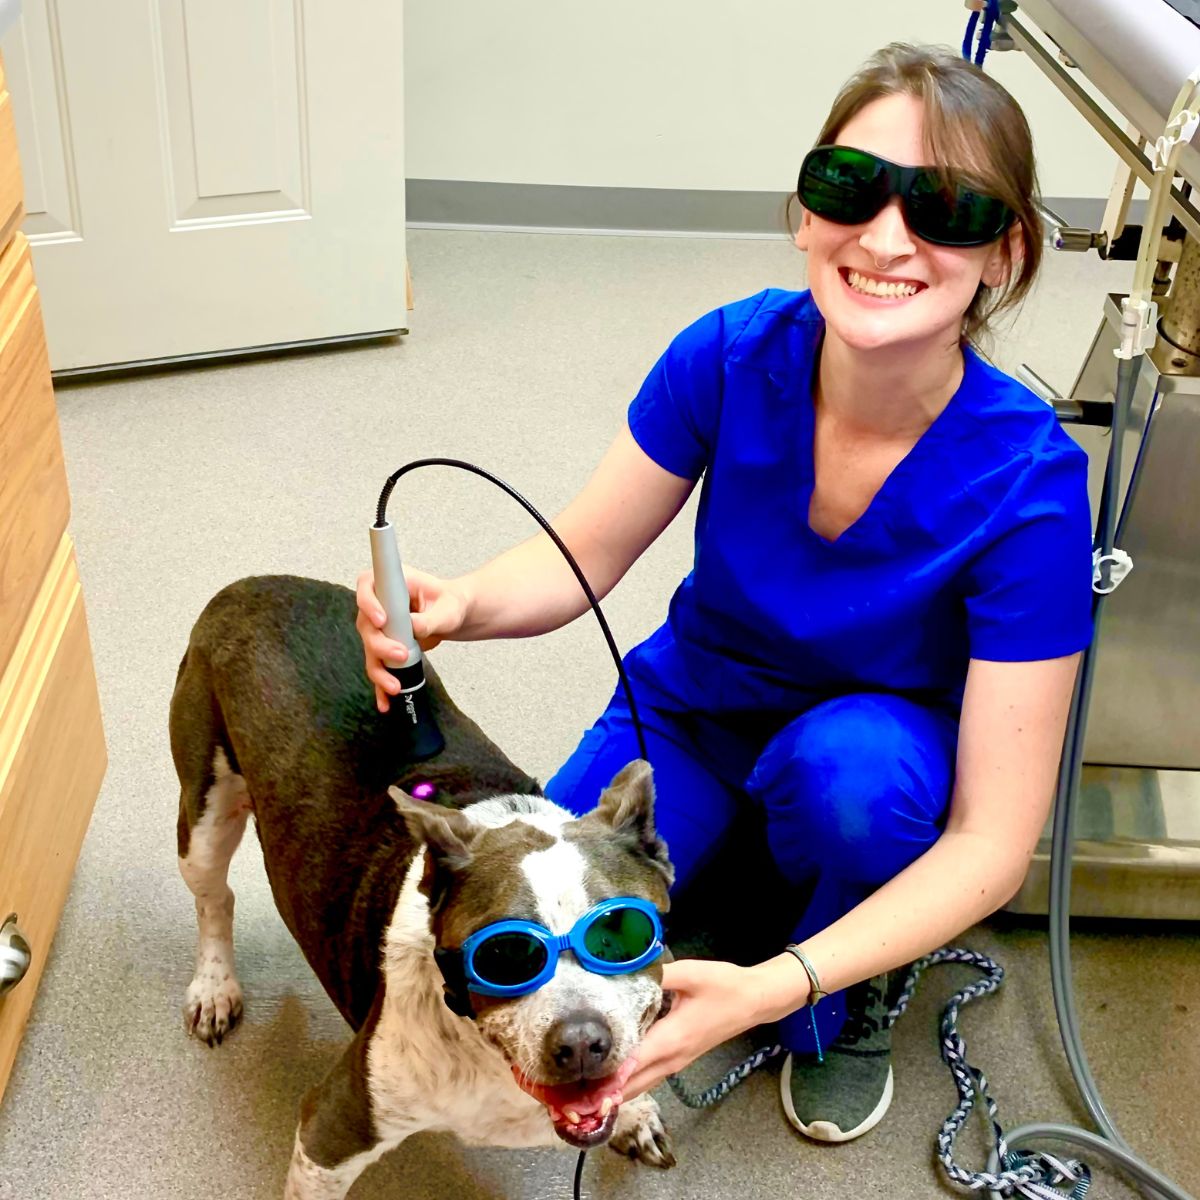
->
[745, 694, 957, 884]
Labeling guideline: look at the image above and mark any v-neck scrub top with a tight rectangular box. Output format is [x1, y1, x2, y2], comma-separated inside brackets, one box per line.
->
[622, 288, 1094, 720]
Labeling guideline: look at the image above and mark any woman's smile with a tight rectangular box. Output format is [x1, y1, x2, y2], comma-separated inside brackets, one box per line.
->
[839, 267, 927, 303]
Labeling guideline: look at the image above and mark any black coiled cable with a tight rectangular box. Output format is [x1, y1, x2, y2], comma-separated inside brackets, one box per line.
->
[376, 457, 651, 1199]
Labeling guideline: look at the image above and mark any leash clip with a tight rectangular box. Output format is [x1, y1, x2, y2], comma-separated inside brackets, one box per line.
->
[1092, 548, 1133, 594]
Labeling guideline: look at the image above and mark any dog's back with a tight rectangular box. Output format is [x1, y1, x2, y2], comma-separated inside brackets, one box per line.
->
[170, 575, 540, 1029]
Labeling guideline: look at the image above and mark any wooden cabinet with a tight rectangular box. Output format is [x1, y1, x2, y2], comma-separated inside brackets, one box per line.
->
[0, 48, 107, 1103]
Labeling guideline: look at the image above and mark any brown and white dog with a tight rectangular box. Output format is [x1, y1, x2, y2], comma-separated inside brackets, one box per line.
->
[170, 576, 677, 1199]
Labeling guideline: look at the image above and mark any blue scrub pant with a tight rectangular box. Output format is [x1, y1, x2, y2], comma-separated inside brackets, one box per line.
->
[544, 691, 958, 1053]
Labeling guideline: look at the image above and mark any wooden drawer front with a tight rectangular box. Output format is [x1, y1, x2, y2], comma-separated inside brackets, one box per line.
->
[0, 54, 22, 254]
[0, 233, 70, 680]
[0, 534, 107, 1104]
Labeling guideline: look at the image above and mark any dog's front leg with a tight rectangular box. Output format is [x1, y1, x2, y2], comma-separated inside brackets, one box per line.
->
[283, 1023, 417, 1200]
[609, 1093, 676, 1169]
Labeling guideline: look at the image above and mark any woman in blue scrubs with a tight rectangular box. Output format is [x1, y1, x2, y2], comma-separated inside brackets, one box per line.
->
[358, 43, 1092, 1143]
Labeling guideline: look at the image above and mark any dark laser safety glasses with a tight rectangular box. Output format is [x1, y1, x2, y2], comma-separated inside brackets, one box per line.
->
[460, 897, 664, 999]
[797, 145, 1014, 248]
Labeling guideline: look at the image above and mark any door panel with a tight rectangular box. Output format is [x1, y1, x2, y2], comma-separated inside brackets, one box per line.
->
[1, 0, 406, 372]
[2, 2, 79, 242]
[160, 0, 308, 223]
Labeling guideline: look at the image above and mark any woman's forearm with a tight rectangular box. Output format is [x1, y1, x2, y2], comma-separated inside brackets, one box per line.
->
[452, 426, 695, 642]
[454, 529, 611, 640]
[746, 829, 1030, 1025]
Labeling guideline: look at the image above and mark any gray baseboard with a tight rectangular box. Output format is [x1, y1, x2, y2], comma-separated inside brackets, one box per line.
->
[406, 179, 794, 237]
[1043, 197, 1148, 230]
[406, 179, 1143, 240]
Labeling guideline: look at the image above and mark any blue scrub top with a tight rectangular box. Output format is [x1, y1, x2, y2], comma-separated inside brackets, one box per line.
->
[624, 288, 1094, 718]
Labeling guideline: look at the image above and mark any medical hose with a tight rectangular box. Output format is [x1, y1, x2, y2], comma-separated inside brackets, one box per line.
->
[982, 350, 1191, 1200]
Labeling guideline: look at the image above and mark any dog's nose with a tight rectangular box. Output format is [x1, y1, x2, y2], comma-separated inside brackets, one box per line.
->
[547, 1012, 613, 1077]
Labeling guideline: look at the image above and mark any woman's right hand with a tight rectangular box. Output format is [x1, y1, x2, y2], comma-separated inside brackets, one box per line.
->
[355, 566, 469, 712]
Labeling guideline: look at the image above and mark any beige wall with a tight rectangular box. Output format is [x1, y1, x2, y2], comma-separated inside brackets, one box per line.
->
[404, 0, 1127, 198]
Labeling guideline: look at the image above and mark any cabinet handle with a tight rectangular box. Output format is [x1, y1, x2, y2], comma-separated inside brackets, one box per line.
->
[0, 913, 31, 998]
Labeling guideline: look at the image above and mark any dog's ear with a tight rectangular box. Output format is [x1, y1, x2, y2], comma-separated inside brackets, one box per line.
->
[390, 787, 479, 910]
[593, 760, 673, 886]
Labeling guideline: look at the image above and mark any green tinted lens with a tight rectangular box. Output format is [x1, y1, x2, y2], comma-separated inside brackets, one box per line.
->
[799, 147, 888, 225]
[906, 172, 1011, 246]
[472, 932, 548, 987]
[583, 908, 656, 964]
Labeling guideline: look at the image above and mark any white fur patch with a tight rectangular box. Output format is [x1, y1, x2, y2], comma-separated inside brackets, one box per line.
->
[463, 794, 576, 838]
[284, 1129, 391, 1200]
[179, 750, 251, 1043]
[368, 853, 558, 1150]
[212, 744, 233, 778]
[520, 838, 590, 935]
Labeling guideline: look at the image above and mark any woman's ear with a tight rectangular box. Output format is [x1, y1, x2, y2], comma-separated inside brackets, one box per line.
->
[793, 205, 813, 252]
[981, 222, 1023, 288]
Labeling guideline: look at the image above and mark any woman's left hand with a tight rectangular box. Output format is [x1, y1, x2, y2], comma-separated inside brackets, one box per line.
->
[623, 958, 763, 1101]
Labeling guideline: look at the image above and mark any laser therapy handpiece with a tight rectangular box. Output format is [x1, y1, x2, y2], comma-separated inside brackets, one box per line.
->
[369, 521, 446, 761]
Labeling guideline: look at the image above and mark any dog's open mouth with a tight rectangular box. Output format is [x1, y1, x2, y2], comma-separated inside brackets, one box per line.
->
[512, 1058, 637, 1149]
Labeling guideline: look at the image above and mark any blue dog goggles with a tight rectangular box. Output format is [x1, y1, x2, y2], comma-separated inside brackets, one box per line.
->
[460, 897, 665, 999]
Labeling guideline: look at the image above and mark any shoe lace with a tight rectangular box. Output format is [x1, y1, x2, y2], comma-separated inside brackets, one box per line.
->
[835, 977, 886, 1045]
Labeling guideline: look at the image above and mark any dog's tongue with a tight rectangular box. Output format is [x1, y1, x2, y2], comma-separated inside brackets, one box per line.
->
[512, 1058, 637, 1126]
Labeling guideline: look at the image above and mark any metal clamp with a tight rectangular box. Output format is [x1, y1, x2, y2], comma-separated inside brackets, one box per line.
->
[1015, 364, 1113, 426]
[0, 913, 31, 998]
[1039, 204, 1100, 253]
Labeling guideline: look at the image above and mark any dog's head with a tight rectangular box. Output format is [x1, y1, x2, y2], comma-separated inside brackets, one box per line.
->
[391, 760, 671, 1149]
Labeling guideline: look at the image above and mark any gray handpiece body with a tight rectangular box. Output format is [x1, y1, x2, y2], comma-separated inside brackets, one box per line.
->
[369, 521, 425, 689]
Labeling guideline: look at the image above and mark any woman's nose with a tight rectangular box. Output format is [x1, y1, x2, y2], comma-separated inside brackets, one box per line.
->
[859, 196, 916, 266]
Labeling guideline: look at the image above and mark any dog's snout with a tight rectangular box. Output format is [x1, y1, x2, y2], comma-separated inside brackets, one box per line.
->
[548, 1012, 613, 1077]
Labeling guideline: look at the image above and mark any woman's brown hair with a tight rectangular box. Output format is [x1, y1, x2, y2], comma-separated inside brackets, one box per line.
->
[797, 42, 1043, 346]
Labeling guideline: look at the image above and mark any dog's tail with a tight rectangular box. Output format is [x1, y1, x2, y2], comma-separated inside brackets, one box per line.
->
[170, 641, 240, 859]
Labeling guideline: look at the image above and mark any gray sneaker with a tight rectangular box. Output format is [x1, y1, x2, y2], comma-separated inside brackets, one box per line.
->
[780, 973, 894, 1143]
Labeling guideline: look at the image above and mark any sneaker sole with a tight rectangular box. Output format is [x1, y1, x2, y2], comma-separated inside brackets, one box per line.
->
[779, 1054, 894, 1143]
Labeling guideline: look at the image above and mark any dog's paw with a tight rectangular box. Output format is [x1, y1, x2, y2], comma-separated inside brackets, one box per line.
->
[609, 1094, 676, 1169]
[183, 958, 244, 1047]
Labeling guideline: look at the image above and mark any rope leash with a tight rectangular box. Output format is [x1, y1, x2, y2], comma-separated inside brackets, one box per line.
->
[660, 948, 1090, 1200]
[667, 1042, 786, 1109]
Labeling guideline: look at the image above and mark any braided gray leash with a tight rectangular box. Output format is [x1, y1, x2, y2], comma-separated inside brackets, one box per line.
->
[665, 947, 1090, 1200]
[667, 1042, 786, 1108]
[889, 948, 1090, 1200]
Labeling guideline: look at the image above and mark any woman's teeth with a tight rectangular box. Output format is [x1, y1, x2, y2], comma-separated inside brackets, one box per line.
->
[846, 269, 920, 299]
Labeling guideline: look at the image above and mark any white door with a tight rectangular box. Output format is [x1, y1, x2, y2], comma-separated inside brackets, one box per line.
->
[1, 0, 406, 373]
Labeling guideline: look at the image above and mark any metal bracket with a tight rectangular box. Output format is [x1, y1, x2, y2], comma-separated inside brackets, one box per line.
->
[1016, 364, 1114, 425]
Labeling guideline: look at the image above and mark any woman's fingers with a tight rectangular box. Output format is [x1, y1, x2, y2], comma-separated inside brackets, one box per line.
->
[355, 570, 386, 626]
[356, 613, 409, 670]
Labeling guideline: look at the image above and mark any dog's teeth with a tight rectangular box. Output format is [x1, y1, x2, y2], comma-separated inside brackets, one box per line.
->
[600, 1097, 613, 1118]
[566, 1109, 582, 1125]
